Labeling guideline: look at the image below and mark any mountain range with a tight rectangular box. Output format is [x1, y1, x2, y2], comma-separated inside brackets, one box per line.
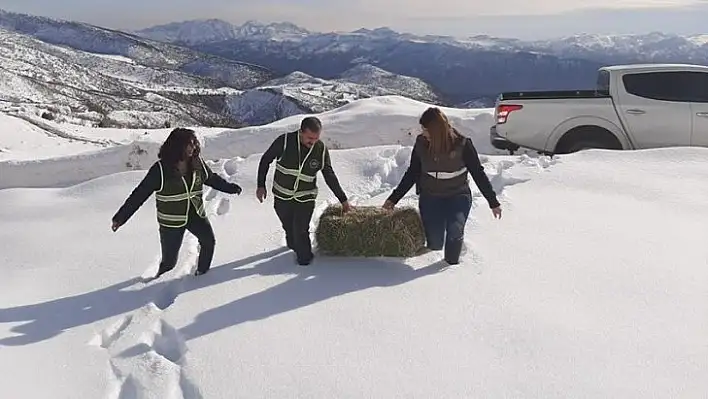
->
[135, 19, 708, 104]
[2, 9, 708, 129]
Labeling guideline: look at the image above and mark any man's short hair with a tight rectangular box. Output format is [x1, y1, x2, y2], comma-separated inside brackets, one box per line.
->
[300, 116, 322, 133]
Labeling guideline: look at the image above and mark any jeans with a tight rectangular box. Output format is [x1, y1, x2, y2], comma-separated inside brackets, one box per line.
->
[418, 192, 472, 264]
[157, 207, 216, 277]
[274, 198, 316, 265]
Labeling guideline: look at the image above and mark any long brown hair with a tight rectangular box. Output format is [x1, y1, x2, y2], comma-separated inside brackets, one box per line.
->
[419, 107, 459, 155]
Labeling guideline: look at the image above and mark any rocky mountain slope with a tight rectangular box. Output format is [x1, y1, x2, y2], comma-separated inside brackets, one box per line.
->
[136, 20, 708, 106]
[0, 10, 448, 128]
[526, 32, 708, 64]
[0, 27, 254, 129]
[0, 10, 274, 89]
[227, 65, 444, 125]
[0, 10, 451, 129]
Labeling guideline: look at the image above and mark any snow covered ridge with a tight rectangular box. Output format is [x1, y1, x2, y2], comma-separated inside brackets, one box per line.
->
[228, 68, 444, 125]
[0, 96, 497, 189]
[0, 25, 440, 130]
[134, 19, 309, 45]
[137, 18, 708, 63]
[150, 22, 605, 105]
[0, 27, 258, 129]
[0, 10, 445, 128]
[138, 19, 708, 105]
[2, 98, 708, 396]
[0, 9, 273, 89]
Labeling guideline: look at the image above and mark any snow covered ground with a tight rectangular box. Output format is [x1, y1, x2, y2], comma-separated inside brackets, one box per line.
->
[1, 96, 707, 398]
[0, 96, 498, 189]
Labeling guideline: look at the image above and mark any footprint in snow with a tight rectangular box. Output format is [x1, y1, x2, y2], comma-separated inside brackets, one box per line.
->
[223, 159, 239, 176]
[216, 198, 230, 216]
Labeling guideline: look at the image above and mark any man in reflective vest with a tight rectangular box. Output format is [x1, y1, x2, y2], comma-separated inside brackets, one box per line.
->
[256, 116, 351, 265]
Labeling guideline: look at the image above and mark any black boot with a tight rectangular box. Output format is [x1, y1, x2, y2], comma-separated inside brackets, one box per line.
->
[444, 239, 463, 265]
[154, 262, 175, 279]
[296, 251, 314, 266]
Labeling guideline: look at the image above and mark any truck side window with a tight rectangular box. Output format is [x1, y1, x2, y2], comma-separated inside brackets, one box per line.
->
[622, 71, 704, 102]
[596, 70, 610, 95]
[684, 72, 708, 103]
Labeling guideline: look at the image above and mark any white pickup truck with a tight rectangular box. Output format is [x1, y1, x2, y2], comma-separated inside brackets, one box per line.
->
[490, 63, 708, 154]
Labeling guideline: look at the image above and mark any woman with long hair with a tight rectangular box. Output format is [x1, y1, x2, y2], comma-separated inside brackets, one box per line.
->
[111, 128, 242, 279]
[383, 107, 502, 265]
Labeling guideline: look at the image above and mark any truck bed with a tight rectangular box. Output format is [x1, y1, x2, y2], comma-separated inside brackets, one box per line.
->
[499, 90, 610, 101]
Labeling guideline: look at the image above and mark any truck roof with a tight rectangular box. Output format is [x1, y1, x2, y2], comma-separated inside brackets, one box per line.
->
[601, 63, 708, 73]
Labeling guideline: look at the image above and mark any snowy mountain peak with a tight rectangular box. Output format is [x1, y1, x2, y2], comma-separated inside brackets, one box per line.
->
[263, 71, 323, 86]
[340, 64, 395, 80]
[235, 20, 309, 39]
[133, 18, 237, 45]
[370, 27, 398, 36]
[337, 64, 442, 103]
[134, 19, 309, 44]
[686, 34, 708, 46]
[349, 27, 401, 38]
[531, 31, 707, 53]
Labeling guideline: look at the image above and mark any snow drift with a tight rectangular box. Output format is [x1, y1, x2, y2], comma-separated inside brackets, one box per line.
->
[0, 96, 498, 189]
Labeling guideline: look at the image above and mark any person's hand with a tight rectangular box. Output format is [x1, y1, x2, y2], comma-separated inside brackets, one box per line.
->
[492, 206, 502, 219]
[341, 201, 352, 213]
[111, 220, 121, 232]
[256, 187, 266, 203]
[382, 200, 395, 211]
[233, 184, 242, 195]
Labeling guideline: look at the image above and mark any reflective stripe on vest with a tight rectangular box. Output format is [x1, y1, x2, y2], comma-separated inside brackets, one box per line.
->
[272, 132, 324, 203]
[155, 160, 205, 228]
[425, 167, 467, 179]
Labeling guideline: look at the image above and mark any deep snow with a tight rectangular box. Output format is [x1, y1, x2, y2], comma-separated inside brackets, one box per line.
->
[1, 97, 707, 398]
[0, 96, 498, 189]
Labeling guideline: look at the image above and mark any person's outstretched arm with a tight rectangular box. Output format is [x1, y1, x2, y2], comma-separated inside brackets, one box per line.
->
[462, 138, 500, 209]
[257, 134, 285, 189]
[200, 157, 242, 195]
[320, 147, 348, 203]
[112, 162, 162, 227]
[385, 144, 422, 205]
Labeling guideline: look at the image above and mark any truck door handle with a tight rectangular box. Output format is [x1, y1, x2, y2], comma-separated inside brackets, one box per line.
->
[626, 109, 646, 115]
[696, 112, 708, 117]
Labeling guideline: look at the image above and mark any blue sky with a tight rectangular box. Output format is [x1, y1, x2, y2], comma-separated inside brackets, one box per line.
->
[0, 0, 707, 39]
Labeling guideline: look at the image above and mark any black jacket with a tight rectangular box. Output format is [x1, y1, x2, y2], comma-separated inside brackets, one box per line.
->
[387, 134, 500, 208]
[112, 159, 241, 225]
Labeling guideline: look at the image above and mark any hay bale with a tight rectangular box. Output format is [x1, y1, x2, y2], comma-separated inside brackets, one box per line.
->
[315, 205, 426, 257]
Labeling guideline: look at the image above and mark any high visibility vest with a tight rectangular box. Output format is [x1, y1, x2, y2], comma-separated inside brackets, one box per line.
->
[417, 134, 469, 197]
[154, 157, 208, 228]
[272, 131, 326, 202]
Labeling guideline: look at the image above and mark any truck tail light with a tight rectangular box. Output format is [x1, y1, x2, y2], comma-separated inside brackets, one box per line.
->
[496, 104, 523, 124]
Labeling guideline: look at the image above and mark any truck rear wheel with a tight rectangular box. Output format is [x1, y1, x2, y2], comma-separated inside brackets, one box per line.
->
[554, 126, 622, 154]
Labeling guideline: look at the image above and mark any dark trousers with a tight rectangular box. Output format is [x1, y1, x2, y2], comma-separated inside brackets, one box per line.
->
[157, 207, 216, 276]
[418, 192, 472, 264]
[274, 198, 315, 264]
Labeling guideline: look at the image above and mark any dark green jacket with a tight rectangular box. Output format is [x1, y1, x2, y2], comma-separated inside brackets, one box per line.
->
[112, 156, 241, 228]
[257, 131, 348, 203]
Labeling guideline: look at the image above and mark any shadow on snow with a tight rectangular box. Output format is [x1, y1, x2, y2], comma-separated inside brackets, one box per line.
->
[0, 247, 447, 346]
